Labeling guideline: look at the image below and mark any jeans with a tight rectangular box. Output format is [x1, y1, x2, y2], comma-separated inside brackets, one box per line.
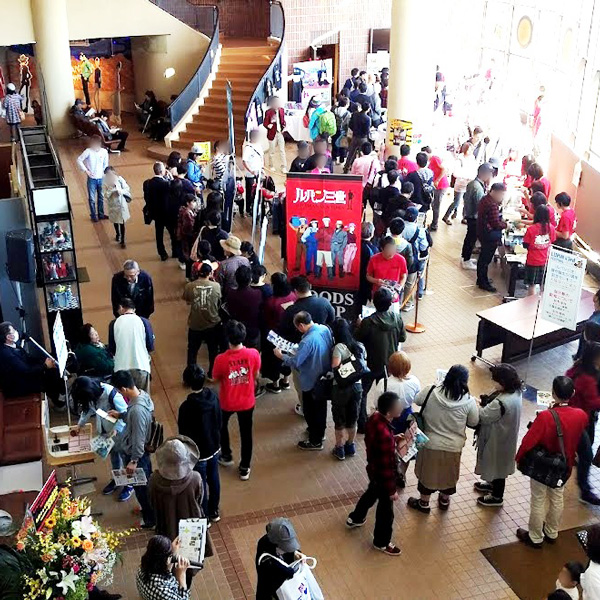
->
[187, 326, 221, 377]
[444, 191, 463, 220]
[349, 481, 394, 547]
[109, 448, 124, 471]
[431, 188, 446, 228]
[194, 454, 221, 518]
[461, 217, 478, 261]
[87, 177, 105, 219]
[221, 407, 254, 469]
[528, 478, 564, 544]
[303, 381, 329, 444]
[476, 240, 497, 286]
[155, 219, 177, 259]
[577, 429, 593, 496]
[8, 123, 20, 142]
[123, 452, 155, 525]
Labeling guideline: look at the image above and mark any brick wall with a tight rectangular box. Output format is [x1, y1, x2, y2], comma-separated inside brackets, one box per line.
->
[187, 0, 391, 81]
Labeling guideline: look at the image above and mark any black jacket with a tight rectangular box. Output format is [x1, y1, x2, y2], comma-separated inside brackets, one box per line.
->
[359, 240, 378, 304]
[111, 270, 155, 318]
[177, 388, 222, 460]
[0, 344, 45, 398]
[255, 534, 296, 600]
[279, 295, 335, 343]
[143, 176, 170, 221]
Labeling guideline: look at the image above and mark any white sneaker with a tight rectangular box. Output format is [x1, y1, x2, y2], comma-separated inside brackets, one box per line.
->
[178, 262, 186, 270]
[401, 302, 415, 313]
[294, 403, 304, 417]
[461, 259, 477, 270]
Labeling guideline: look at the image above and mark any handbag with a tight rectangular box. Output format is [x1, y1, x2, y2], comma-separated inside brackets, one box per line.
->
[258, 553, 324, 600]
[144, 416, 164, 454]
[517, 409, 569, 488]
[414, 385, 435, 431]
[333, 345, 369, 389]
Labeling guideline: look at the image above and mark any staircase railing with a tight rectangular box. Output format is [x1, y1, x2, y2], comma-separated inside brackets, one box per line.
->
[149, 1, 220, 131]
[244, 1, 285, 134]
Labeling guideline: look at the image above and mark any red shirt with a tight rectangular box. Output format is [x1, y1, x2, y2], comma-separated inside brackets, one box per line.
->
[566, 365, 600, 416]
[367, 253, 407, 298]
[523, 223, 556, 266]
[398, 157, 418, 178]
[429, 155, 449, 190]
[557, 208, 577, 237]
[516, 406, 588, 473]
[212, 347, 260, 412]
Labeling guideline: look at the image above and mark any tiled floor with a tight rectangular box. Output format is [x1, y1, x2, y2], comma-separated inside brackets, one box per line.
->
[43, 122, 600, 599]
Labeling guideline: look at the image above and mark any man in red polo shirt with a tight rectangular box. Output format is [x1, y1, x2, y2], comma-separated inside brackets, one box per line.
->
[397, 144, 418, 178]
[555, 192, 577, 250]
[366, 236, 408, 308]
[425, 147, 450, 231]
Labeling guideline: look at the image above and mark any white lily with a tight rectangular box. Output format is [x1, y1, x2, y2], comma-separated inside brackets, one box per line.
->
[72, 515, 97, 539]
[56, 569, 79, 594]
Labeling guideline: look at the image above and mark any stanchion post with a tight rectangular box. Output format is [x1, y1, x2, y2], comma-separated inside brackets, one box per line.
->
[405, 272, 426, 333]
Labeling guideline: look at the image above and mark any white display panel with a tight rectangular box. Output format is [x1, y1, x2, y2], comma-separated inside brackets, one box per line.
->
[32, 186, 69, 216]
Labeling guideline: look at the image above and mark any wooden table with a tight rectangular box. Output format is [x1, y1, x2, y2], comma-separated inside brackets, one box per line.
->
[473, 289, 594, 363]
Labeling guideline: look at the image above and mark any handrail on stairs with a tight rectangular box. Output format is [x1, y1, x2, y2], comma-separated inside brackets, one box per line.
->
[244, 1, 285, 138]
[149, 1, 220, 132]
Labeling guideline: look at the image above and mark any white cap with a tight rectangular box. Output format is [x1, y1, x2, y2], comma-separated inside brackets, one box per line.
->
[6, 83, 15, 92]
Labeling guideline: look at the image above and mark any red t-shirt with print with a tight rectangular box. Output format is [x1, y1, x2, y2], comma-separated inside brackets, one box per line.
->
[523, 223, 556, 266]
[212, 347, 261, 412]
[556, 208, 577, 237]
[398, 157, 418, 177]
[429, 155, 449, 189]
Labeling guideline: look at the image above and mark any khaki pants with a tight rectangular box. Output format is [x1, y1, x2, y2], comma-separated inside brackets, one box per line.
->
[268, 132, 286, 171]
[292, 370, 303, 405]
[130, 369, 150, 393]
[528, 478, 564, 544]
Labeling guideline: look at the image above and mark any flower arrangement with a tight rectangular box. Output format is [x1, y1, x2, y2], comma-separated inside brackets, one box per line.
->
[15, 486, 132, 600]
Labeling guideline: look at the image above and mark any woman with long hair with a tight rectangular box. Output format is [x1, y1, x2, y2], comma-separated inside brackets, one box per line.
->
[137, 535, 190, 600]
[474, 364, 522, 507]
[330, 318, 366, 461]
[262, 273, 296, 393]
[523, 204, 556, 295]
[443, 141, 474, 224]
[407, 365, 478, 513]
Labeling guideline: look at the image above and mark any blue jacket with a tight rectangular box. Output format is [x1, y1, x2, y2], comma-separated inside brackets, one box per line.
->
[283, 323, 333, 391]
[186, 159, 203, 185]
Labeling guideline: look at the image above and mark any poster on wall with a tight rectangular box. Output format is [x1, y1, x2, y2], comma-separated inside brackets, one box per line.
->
[292, 59, 333, 107]
[285, 173, 362, 319]
[540, 247, 586, 331]
[388, 118, 413, 144]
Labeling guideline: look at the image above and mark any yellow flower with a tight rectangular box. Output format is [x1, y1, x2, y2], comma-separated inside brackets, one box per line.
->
[71, 536, 82, 548]
[45, 516, 56, 529]
[82, 539, 94, 552]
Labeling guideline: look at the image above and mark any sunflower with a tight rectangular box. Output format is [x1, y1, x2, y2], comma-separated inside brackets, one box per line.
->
[71, 536, 82, 548]
[45, 516, 56, 529]
[82, 539, 94, 552]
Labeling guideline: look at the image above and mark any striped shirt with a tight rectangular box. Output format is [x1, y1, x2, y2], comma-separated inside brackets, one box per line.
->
[212, 152, 227, 180]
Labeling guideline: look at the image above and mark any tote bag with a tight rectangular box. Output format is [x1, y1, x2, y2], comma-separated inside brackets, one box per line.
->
[258, 553, 324, 600]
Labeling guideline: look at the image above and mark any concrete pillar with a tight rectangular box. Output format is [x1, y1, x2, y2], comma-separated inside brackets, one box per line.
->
[386, 0, 439, 154]
[30, 0, 74, 138]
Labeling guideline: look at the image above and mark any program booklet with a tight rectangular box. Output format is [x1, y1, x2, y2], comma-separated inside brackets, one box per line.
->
[179, 518, 208, 568]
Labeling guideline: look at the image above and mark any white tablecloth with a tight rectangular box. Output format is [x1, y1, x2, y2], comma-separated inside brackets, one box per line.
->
[285, 110, 311, 142]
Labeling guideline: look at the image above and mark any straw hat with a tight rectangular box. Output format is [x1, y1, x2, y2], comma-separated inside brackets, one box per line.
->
[155, 435, 200, 480]
[220, 235, 242, 256]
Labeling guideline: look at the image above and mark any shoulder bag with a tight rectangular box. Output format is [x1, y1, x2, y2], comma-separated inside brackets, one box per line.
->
[517, 409, 569, 488]
[258, 553, 323, 600]
[145, 415, 164, 454]
[414, 385, 435, 431]
[333, 345, 370, 389]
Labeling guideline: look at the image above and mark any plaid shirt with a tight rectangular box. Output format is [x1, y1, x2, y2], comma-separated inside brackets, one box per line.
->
[365, 411, 397, 496]
[476, 193, 507, 241]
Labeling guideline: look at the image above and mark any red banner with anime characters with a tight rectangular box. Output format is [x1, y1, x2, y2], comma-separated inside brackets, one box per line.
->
[285, 173, 363, 294]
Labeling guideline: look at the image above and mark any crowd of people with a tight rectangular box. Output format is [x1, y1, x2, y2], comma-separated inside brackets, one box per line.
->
[0, 59, 598, 600]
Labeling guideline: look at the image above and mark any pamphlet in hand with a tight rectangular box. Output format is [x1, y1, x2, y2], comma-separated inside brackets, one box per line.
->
[91, 435, 114, 459]
[179, 518, 208, 568]
[267, 330, 299, 355]
[536, 391, 553, 407]
[361, 305, 376, 319]
[95, 408, 117, 424]
[396, 421, 429, 463]
[111, 468, 148, 487]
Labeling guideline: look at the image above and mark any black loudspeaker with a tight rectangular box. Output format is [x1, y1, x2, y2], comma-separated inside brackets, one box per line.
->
[6, 229, 36, 283]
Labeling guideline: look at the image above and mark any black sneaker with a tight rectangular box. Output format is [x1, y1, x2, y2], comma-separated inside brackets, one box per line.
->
[239, 467, 251, 481]
[346, 516, 366, 528]
[297, 440, 323, 451]
[477, 494, 503, 507]
[473, 481, 493, 493]
[266, 382, 282, 394]
[279, 380, 291, 390]
[210, 512, 221, 523]
[140, 521, 156, 530]
[407, 497, 431, 514]
[477, 282, 497, 293]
